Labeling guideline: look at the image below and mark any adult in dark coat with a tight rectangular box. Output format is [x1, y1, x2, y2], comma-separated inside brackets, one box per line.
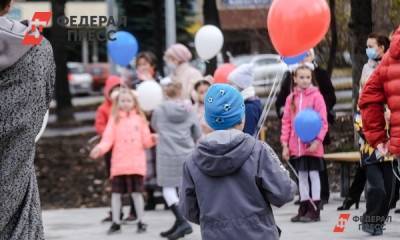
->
[0, 1, 55, 239]
[275, 50, 336, 204]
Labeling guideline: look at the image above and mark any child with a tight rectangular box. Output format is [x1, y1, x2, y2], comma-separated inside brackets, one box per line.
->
[228, 63, 262, 136]
[90, 88, 157, 234]
[280, 64, 328, 222]
[94, 76, 137, 222]
[151, 82, 201, 240]
[180, 84, 296, 240]
[194, 79, 212, 135]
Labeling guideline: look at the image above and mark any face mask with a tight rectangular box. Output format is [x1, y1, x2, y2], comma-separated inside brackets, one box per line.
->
[166, 61, 177, 71]
[366, 47, 379, 60]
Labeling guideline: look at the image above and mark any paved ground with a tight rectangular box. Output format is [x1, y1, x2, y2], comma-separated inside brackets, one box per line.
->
[43, 194, 400, 240]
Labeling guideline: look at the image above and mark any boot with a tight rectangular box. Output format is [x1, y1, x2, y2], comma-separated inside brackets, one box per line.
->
[160, 204, 182, 237]
[337, 197, 359, 211]
[291, 201, 308, 222]
[161, 204, 193, 240]
[299, 200, 320, 222]
[361, 222, 383, 236]
[167, 221, 193, 240]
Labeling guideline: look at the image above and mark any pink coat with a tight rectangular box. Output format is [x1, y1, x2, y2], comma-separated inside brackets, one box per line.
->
[97, 110, 155, 178]
[280, 86, 328, 158]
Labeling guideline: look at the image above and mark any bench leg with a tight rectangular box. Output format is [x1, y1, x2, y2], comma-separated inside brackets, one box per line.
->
[340, 163, 350, 198]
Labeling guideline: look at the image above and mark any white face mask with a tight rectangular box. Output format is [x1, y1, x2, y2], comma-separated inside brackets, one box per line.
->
[166, 61, 177, 71]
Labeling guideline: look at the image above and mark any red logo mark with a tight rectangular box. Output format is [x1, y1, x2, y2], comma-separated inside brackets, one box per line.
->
[22, 12, 52, 45]
[333, 213, 351, 233]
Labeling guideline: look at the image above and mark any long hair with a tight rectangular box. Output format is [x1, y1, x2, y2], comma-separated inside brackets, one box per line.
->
[111, 87, 146, 123]
[290, 65, 318, 113]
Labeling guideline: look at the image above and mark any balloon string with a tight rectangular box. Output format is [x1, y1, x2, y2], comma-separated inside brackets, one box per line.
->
[254, 71, 283, 139]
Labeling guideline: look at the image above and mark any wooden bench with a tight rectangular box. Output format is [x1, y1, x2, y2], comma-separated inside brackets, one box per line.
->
[324, 151, 360, 197]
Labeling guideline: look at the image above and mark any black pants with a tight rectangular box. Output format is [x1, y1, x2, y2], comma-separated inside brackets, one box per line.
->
[320, 160, 330, 201]
[363, 162, 397, 226]
[347, 165, 366, 201]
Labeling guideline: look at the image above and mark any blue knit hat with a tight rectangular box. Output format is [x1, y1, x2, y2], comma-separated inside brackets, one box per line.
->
[204, 84, 245, 130]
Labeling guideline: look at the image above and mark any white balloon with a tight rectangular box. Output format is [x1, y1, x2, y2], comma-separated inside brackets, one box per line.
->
[136, 81, 163, 111]
[195, 25, 224, 60]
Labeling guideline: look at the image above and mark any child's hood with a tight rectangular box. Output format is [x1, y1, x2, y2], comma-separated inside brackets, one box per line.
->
[193, 129, 256, 177]
[103, 76, 121, 100]
[161, 100, 191, 123]
[0, 17, 34, 71]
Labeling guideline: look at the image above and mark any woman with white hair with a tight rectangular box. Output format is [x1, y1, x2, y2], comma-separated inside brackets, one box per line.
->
[164, 43, 203, 101]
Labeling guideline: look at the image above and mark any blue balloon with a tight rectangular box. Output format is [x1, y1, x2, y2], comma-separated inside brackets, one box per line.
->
[107, 31, 139, 67]
[294, 109, 322, 143]
[282, 52, 308, 65]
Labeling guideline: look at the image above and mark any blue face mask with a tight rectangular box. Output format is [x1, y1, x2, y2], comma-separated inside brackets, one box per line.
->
[366, 47, 379, 60]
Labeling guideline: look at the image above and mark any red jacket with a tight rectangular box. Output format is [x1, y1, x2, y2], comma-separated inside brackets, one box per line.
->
[94, 76, 121, 135]
[359, 26, 400, 155]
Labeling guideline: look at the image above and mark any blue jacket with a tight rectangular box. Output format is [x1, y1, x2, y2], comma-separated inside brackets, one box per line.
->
[244, 97, 262, 135]
[180, 130, 296, 240]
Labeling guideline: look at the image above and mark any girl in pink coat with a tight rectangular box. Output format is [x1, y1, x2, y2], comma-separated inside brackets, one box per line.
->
[90, 88, 157, 234]
[280, 64, 328, 223]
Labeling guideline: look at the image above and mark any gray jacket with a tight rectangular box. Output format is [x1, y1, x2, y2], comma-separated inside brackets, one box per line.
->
[151, 100, 201, 187]
[0, 17, 55, 240]
[180, 130, 296, 240]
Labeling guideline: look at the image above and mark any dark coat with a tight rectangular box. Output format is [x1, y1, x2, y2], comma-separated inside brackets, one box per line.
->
[0, 18, 55, 239]
[180, 130, 296, 240]
[244, 97, 262, 136]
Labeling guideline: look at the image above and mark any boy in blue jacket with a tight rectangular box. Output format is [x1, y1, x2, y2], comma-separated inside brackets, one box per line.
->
[180, 84, 296, 240]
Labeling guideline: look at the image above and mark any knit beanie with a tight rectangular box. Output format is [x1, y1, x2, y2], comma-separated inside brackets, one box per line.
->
[204, 84, 245, 130]
[227, 63, 253, 90]
[164, 43, 192, 63]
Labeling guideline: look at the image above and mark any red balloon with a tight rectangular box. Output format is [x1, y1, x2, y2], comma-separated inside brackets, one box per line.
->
[267, 0, 331, 57]
[213, 64, 236, 84]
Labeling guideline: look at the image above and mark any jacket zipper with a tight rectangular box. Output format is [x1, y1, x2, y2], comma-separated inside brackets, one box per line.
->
[298, 92, 303, 156]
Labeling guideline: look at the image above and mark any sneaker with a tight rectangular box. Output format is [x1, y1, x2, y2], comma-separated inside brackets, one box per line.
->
[107, 223, 121, 235]
[137, 221, 148, 233]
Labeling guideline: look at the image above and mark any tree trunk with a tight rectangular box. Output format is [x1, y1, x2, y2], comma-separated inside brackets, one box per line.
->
[349, 0, 372, 112]
[153, 0, 165, 76]
[327, 0, 337, 79]
[203, 0, 224, 75]
[51, 0, 74, 122]
[371, 0, 393, 35]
